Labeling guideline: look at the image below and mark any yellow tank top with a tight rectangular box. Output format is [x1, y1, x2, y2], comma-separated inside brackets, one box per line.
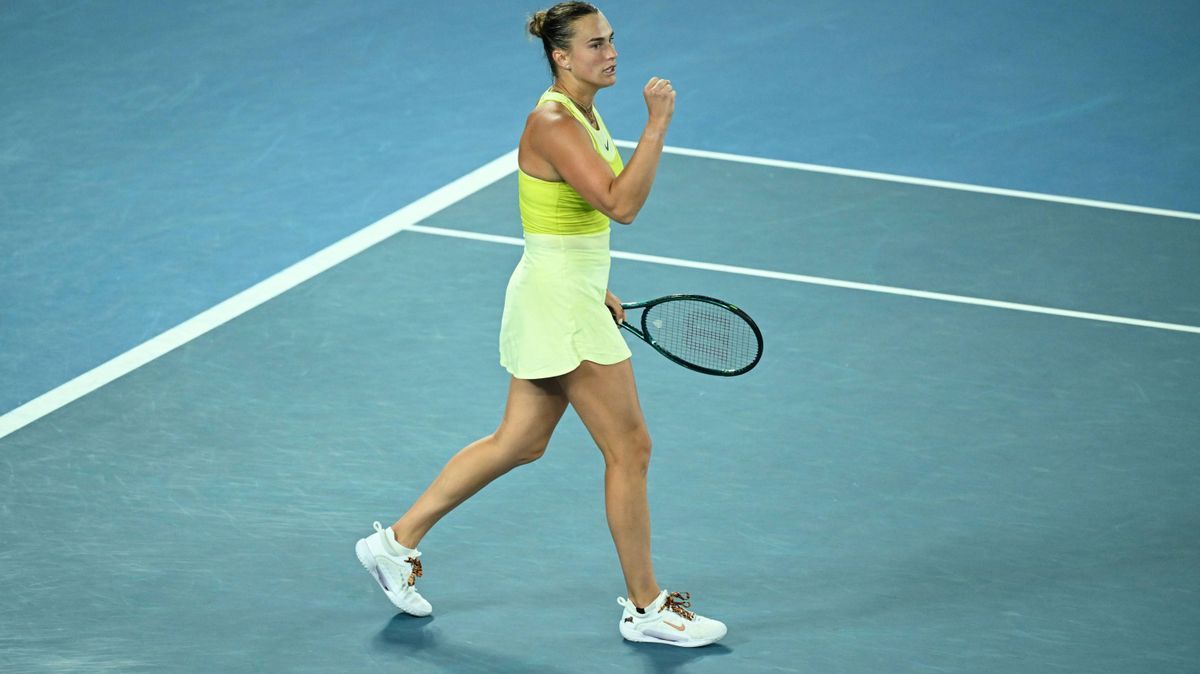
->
[518, 89, 625, 235]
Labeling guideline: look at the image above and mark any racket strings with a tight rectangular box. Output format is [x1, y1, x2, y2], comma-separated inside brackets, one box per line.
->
[644, 299, 760, 373]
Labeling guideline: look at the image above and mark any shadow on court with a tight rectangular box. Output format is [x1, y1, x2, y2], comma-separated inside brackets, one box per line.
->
[372, 613, 734, 673]
[372, 616, 561, 673]
[620, 641, 734, 673]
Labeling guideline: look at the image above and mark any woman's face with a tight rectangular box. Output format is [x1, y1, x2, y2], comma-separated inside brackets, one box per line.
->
[558, 12, 618, 88]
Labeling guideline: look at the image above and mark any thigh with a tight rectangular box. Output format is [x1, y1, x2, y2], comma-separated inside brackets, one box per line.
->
[494, 375, 570, 448]
[559, 359, 648, 454]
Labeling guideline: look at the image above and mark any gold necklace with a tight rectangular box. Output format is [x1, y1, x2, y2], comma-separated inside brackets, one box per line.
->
[552, 86, 596, 125]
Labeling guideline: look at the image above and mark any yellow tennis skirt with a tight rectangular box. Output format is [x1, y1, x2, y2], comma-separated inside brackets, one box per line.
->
[499, 229, 632, 379]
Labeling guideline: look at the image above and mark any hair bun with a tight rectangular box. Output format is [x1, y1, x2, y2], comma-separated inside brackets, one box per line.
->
[528, 11, 548, 38]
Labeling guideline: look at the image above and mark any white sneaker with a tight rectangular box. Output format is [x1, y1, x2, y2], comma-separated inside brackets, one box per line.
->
[617, 590, 727, 647]
[355, 521, 432, 617]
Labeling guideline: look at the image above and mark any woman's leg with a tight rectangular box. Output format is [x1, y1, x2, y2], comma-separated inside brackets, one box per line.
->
[389, 376, 569, 548]
[559, 358, 661, 609]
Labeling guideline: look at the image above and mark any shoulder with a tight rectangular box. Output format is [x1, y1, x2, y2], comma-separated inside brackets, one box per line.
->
[524, 101, 592, 162]
[526, 100, 578, 136]
[520, 101, 586, 178]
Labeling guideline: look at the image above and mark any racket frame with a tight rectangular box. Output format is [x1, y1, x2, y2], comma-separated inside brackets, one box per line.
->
[619, 294, 763, 376]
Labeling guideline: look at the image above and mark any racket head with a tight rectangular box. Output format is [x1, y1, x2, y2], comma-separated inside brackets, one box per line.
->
[624, 294, 763, 376]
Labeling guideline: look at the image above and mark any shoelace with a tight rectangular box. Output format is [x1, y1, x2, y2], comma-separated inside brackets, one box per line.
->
[405, 558, 423, 587]
[663, 591, 696, 621]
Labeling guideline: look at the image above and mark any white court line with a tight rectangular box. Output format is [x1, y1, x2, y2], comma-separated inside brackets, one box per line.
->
[4, 143, 1196, 439]
[406, 224, 1200, 335]
[0, 149, 519, 441]
[615, 140, 1200, 222]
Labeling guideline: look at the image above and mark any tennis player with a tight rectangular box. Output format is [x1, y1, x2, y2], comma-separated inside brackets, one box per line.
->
[356, 2, 726, 647]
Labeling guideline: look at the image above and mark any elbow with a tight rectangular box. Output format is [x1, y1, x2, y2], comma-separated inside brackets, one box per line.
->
[608, 204, 637, 225]
[599, 189, 639, 224]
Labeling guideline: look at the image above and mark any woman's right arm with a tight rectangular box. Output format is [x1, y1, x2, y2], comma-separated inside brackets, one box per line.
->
[529, 77, 675, 224]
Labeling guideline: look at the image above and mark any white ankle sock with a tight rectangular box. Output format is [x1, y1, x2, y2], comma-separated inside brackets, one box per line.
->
[383, 526, 418, 556]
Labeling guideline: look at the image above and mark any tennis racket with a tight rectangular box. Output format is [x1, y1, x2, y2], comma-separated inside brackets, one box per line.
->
[618, 294, 763, 376]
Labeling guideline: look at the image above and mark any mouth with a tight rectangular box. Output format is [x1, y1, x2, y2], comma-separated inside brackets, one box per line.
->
[604, 64, 617, 76]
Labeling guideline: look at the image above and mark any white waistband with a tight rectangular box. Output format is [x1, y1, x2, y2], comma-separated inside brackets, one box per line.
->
[522, 228, 611, 251]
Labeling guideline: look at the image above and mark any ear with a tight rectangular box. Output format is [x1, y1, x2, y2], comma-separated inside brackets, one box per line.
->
[552, 48, 571, 71]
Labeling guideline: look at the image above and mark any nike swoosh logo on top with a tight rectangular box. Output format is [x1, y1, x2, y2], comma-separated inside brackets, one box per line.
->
[663, 620, 686, 632]
[604, 139, 611, 151]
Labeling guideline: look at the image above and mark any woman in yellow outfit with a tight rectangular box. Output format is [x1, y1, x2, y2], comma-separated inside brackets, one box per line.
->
[355, 2, 726, 647]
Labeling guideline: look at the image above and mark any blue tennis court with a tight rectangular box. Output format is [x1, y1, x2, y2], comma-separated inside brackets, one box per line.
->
[2, 2, 1198, 672]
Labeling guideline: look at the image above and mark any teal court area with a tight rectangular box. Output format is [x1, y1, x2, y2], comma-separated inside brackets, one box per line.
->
[3, 2, 1198, 671]
[2, 150, 1197, 673]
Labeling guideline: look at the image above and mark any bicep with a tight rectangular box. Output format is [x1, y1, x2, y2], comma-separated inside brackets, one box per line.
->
[533, 118, 619, 217]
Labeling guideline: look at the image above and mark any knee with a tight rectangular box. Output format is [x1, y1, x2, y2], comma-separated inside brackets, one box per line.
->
[493, 431, 551, 466]
[605, 429, 652, 473]
[516, 438, 550, 465]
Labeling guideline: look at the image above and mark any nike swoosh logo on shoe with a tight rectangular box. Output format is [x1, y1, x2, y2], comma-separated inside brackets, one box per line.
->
[663, 620, 686, 632]
[374, 568, 392, 591]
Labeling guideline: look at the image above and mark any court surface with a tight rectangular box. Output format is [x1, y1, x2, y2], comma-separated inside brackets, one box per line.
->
[2, 2, 1199, 673]
[4, 150, 1199, 673]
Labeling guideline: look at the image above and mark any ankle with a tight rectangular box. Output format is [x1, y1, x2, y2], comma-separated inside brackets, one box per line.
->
[387, 523, 420, 552]
[630, 588, 662, 612]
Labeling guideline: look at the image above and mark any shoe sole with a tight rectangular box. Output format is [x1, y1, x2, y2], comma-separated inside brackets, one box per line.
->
[619, 623, 722, 648]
